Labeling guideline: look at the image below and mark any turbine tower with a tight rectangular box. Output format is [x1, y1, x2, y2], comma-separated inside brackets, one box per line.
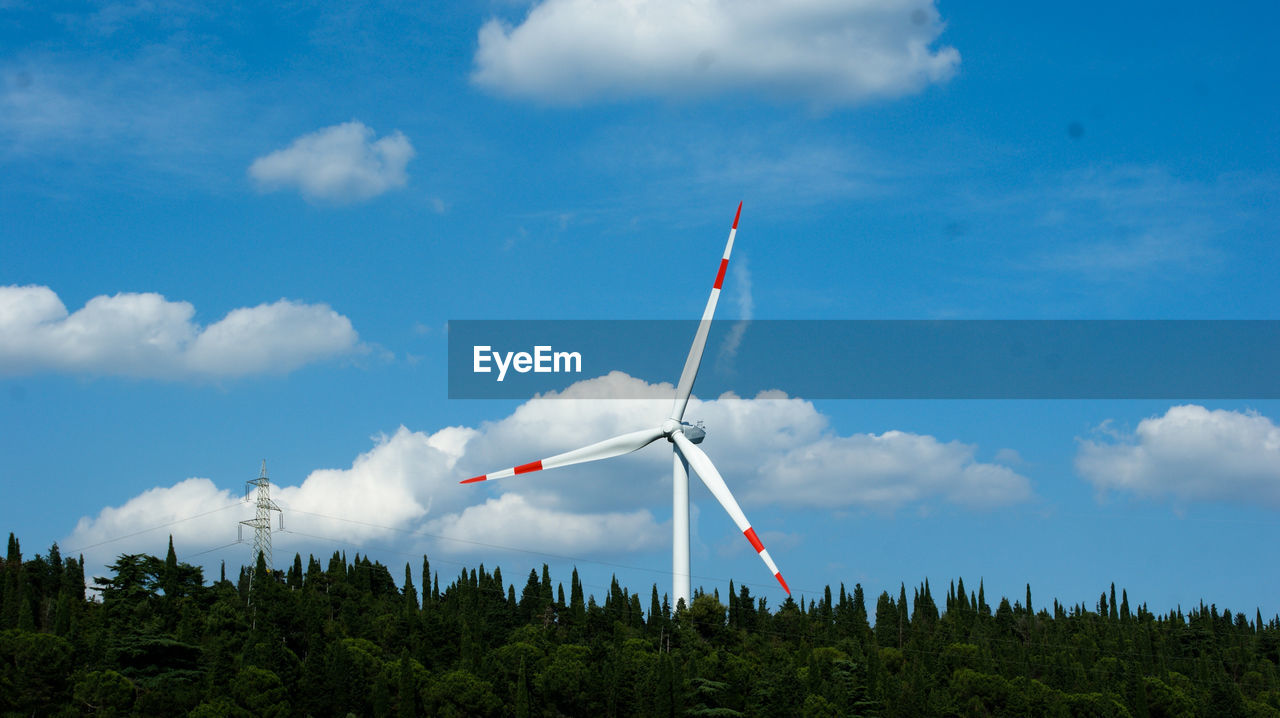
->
[462, 203, 788, 607]
[239, 460, 283, 569]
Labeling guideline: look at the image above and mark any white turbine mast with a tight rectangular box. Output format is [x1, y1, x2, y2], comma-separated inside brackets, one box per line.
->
[461, 203, 789, 607]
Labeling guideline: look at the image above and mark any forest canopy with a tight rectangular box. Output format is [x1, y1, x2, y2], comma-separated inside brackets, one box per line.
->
[1, 531, 1278, 717]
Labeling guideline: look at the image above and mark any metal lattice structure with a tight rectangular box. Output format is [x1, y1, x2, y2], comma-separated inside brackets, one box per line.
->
[239, 460, 282, 569]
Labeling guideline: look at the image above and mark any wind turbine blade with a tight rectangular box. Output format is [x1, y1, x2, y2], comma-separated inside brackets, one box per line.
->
[671, 431, 790, 595]
[670, 202, 741, 421]
[460, 426, 665, 484]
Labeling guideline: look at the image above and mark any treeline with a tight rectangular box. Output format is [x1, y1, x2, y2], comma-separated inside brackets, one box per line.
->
[2, 531, 1279, 717]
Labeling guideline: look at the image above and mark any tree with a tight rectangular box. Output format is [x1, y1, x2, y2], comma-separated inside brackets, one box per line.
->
[423, 669, 502, 718]
[875, 591, 897, 648]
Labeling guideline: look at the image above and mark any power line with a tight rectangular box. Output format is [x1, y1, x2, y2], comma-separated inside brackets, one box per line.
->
[66, 500, 244, 554]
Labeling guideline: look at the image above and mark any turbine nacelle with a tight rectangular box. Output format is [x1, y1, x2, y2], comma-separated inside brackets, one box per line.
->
[661, 419, 706, 444]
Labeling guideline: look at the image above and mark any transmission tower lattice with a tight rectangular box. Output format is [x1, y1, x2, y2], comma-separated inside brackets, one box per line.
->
[239, 460, 283, 569]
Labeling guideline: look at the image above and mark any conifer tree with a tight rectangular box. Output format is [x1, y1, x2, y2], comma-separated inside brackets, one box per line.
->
[421, 555, 431, 606]
[398, 647, 417, 718]
[403, 563, 418, 610]
[897, 584, 909, 647]
[874, 592, 896, 648]
[851, 583, 869, 636]
[288, 553, 303, 589]
[570, 567, 585, 623]
[515, 655, 530, 718]
[3, 533, 22, 628]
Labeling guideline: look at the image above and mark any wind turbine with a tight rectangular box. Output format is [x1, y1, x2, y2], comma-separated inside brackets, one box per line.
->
[461, 203, 789, 607]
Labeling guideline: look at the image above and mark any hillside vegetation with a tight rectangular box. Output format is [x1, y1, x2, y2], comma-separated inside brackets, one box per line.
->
[2, 532, 1278, 717]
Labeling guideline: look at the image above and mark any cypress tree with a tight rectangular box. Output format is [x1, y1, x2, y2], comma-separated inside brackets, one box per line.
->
[520, 570, 541, 620]
[570, 567, 585, 623]
[874, 592, 896, 648]
[17, 596, 35, 632]
[68, 554, 85, 600]
[398, 647, 417, 718]
[288, 553, 303, 589]
[852, 583, 869, 636]
[52, 592, 71, 636]
[540, 564, 553, 607]
[421, 555, 431, 606]
[728, 579, 737, 628]
[403, 563, 418, 610]
[897, 584, 909, 647]
[4, 533, 22, 628]
[47, 543, 63, 594]
[163, 535, 179, 599]
[515, 655, 531, 718]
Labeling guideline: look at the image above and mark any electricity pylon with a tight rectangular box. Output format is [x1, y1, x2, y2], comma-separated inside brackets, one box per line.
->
[239, 460, 282, 569]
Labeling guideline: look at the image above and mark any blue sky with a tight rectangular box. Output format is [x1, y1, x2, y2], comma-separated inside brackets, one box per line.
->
[2, 0, 1279, 616]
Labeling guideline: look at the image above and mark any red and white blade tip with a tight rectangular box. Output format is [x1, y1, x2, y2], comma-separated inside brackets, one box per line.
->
[732, 201, 742, 229]
[460, 460, 543, 484]
[743, 527, 790, 595]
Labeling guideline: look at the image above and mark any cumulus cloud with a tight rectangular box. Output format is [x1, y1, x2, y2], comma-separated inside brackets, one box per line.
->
[65, 373, 1029, 578]
[248, 121, 414, 204]
[1076, 405, 1280, 506]
[758, 431, 1031, 509]
[425, 493, 664, 555]
[472, 0, 960, 105]
[0, 285, 360, 378]
[459, 372, 1029, 513]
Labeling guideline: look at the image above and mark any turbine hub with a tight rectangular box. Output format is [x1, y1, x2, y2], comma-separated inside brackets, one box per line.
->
[662, 419, 706, 444]
[661, 418, 680, 437]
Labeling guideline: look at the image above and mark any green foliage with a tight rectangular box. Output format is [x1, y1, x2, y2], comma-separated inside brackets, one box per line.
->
[0, 629, 73, 712]
[1, 529, 1277, 717]
[423, 669, 502, 718]
[72, 669, 135, 716]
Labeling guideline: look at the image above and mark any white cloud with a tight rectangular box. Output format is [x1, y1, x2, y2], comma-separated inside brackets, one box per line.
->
[756, 431, 1030, 510]
[425, 493, 664, 555]
[472, 0, 960, 105]
[248, 121, 414, 204]
[0, 285, 360, 378]
[64, 373, 1030, 577]
[1076, 405, 1280, 506]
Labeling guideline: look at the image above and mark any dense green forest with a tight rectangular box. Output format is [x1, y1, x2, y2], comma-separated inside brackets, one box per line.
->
[2, 532, 1278, 717]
